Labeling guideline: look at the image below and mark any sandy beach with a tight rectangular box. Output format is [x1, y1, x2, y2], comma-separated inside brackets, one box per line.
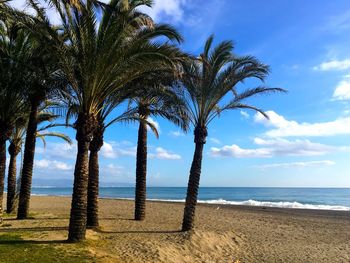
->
[1, 195, 349, 262]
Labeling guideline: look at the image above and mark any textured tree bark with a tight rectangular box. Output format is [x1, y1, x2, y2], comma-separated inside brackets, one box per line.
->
[68, 113, 96, 242]
[182, 126, 207, 231]
[7, 143, 20, 214]
[134, 120, 148, 221]
[87, 128, 103, 228]
[87, 150, 99, 227]
[0, 138, 6, 223]
[17, 101, 39, 219]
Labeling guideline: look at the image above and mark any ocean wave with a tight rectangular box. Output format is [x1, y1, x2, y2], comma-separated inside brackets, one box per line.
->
[145, 198, 350, 211]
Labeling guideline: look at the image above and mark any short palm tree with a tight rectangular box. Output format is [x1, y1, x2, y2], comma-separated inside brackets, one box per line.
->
[181, 36, 285, 231]
[85, 101, 147, 228]
[7, 104, 72, 214]
[127, 72, 188, 221]
[32, 0, 185, 241]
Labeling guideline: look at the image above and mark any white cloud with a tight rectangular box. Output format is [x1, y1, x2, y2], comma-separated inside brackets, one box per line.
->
[211, 144, 271, 158]
[313, 59, 350, 71]
[147, 117, 160, 134]
[149, 147, 181, 160]
[37, 141, 136, 160]
[139, 0, 186, 23]
[209, 137, 221, 145]
[210, 138, 348, 158]
[101, 141, 136, 159]
[36, 142, 77, 159]
[255, 110, 350, 137]
[257, 160, 335, 169]
[169, 130, 185, 137]
[35, 159, 73, 171]
[333, 80, 350, 100]
[100, 142, 117, 159]
[240, 110, 250, 119]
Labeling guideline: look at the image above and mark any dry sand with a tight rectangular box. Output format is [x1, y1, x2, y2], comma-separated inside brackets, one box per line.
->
[1, 196, 350, 262]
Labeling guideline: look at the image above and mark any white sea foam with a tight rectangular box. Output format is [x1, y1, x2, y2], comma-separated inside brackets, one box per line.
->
[145, 198, 350, 211]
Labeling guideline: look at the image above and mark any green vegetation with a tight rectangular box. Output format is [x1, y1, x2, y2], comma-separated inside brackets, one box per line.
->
[0, 233, 93, 263]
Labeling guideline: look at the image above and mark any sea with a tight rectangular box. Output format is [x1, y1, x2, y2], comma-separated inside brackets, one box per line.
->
[30, 187, 350, 211]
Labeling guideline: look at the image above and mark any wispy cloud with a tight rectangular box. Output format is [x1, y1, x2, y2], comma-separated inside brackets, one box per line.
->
[256, 160, 335, 169]
[35, 159, 73, 171]
[36, 142, 76, 159]
[208, 137, 221, 145]
[240, 110, 250, 119]
[168, 130, 185, 137]
[210, 137, 349, 158]
[255, 110, 350, 137]
[313, 59, 350, 71]
[149, 147, 181, 160]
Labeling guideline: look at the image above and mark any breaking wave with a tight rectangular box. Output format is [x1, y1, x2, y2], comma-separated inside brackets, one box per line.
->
[145, 198, 350, 211]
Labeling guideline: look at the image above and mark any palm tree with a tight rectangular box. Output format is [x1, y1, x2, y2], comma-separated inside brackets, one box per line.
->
[181, 36, 285, 231]
[1, 1, 69, 220]
[30, 0, 185, 241]
[0, 0, 68, 221]
[0, 15, 31, 222]
[86, 105, 138, 228]
[126, 72, 188, 221]
[6, 105, 72, 214]
[16, 42, 65, 220]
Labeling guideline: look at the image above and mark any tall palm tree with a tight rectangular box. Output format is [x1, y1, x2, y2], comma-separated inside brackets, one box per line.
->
[31, 0, 185, 241]
[0, 2, 68, 220]
[0, 15, 31, 222]
[127, 72, 188, 221]
[16, 43, 65, 220]
[6, 105, 72, 214]
[1, 1, 70, 220]
[181, 36, 285, 231]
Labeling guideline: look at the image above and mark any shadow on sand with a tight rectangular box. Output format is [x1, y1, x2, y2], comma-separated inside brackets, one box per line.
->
[0, 226, 68, 232]
[0, 239, 67, 245]
[94, 228, 182, 234]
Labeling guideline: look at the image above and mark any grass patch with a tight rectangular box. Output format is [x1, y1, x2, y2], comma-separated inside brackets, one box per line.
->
[0, 233, 94, 263]
[2, 213, 15, 218]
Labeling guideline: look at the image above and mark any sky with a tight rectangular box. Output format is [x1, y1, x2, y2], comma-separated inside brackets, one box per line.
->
[8, 0, 350, 187]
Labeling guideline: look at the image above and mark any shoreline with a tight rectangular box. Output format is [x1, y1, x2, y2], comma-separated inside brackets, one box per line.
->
[26, 194, 350, 219]
[29, 193, 350, 212]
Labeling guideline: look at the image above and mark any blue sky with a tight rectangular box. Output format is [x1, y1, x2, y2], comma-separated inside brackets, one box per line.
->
[9, 0, 350, 187]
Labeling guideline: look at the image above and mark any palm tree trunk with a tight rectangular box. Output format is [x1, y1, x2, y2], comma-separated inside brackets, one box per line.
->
[182, 126, 207, 231]
[7, 143, 19, 214]
[68, 113, 96, 242]
[134, 120, 148, 221]
[87, 128, 103, 228]
[17, 101, 39, 219]
[0, 138, 6, 223]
